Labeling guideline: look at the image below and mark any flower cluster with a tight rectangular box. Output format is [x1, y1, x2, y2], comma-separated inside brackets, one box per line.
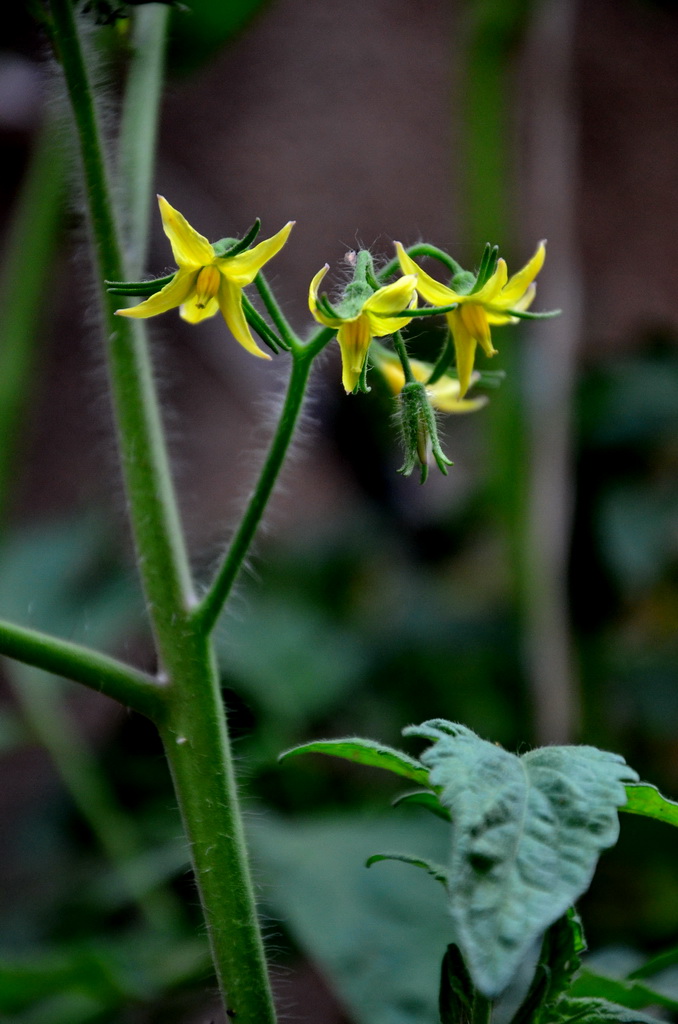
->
[111, 197, 556, 481]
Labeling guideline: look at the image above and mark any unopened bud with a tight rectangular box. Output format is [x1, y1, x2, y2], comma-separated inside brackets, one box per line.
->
[398, 381, 453, 484]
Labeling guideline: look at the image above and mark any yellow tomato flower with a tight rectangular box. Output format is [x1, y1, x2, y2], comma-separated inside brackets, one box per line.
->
[309, 265, 418, 393]
[375, 350, 488, 414]
[115, 196, 294, 359]
[395, 241, 546, 398]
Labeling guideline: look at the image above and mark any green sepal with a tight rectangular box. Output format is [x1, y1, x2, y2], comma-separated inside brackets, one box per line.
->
[470, 244, 499, 293]
[426, 333, 455, 385]
[241, 295, 285, 354]
[213, 218, 261, 257]
[278, 737, 430, 786]
[365, 852, 449, 887]
[500, 307, 562, 320]
[372, 303, 459, 319]
[391, 789, 450, 821]
[106, 272, 175, 296]
[317, 293, 342, 321]
[353, 354, 371, 394]
[621, 782, 678, 827]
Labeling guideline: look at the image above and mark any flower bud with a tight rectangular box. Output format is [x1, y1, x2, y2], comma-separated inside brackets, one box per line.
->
[398, 381, 453, 484]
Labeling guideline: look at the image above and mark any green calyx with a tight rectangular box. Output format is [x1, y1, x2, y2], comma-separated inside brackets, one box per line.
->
[441, 242, 499, 297]
[398, 381, 453, 484]
[339, 252, 377, 315]
[318, 249, 377, 322]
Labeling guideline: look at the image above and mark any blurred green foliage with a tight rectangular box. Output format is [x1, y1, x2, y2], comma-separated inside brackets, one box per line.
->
[2, 341, 678, 1021]
[2, 0, 678, 1018]
[167, 0, 270, 72]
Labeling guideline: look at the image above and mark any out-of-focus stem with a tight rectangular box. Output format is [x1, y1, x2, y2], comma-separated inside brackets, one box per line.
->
[520, 0, 581, 742]
[11, 661, 178, 931]
[118, 4, 170, 275]
[0, 118, 64, 531]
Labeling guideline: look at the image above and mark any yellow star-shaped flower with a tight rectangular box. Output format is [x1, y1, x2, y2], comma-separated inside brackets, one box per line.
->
[309, 265, 418, 393]
[115, 196, 294, 359]
[395, 241, 546, 397]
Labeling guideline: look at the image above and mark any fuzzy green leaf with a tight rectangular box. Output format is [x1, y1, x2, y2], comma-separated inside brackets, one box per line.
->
[570, 970, 678, 1013]
[365, 852, 449, 887]
[392, 790, 452, 822]
[622, 782, 678, 827]
[554, 997, 665, 1024]
[404, 720, 638, 998]
[279, 738, 429, 786]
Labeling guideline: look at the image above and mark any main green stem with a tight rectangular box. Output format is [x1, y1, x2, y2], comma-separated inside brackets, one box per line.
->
[49, 3, 276, 1021]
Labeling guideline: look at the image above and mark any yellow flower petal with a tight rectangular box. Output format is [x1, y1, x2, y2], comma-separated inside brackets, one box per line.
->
[218, 278, 270, 359]
[114, 268, 196, 319]
[180, 294, 219, 324]
[427, 372, 486, 413]
[157, 196, 215, 269]
[459, 303, 496, 359]
[337, 316, 371, 393]
[364, 274, 418, 336]
[378, 357, 407, 394]
[364, 274, 417, 315]
[510, 282, 537, 312]
[308, 265, 343, 328]
[448, 309, 477, 400]
[495, 241, 546, 308]
[377, 352, 485, 413]
[395, 242, 459, 307]
[484, 311, 515, 326]
[222, 221, 295, 286]
[472, 258, 508, 303]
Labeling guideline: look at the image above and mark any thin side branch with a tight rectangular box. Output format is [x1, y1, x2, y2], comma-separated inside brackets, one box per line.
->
[0, 617, 166, 720]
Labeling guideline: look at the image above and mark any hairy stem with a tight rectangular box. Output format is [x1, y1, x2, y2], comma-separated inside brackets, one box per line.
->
[255, 271, 298, 350]
[50, 0, 195, 642]
[0, 617, 165, 718]
[49, 3, 278, 1019]
[196, 350, 314, 634]
[159, 630, 276, 1024]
